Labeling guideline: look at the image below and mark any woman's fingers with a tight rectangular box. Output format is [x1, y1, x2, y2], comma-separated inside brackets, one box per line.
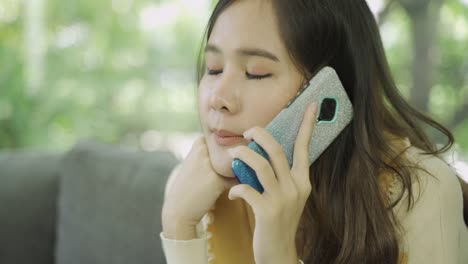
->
[223, 177, 240, 190]
[228, 183, 265, 212]
[228, 145, 279, 195]
[243, 127, 291, 185]
[292, 102, 318, 191]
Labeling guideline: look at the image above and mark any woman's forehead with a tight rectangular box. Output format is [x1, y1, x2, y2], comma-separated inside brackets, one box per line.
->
[208, 0, 288, 61]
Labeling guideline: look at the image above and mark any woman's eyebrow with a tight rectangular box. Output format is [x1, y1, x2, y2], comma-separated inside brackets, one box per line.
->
[205, 44, 280, 63]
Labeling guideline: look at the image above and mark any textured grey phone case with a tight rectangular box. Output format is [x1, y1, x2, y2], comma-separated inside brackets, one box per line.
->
[231, 66, 354, 193]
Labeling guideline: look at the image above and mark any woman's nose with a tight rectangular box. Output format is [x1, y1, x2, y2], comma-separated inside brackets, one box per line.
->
[209, 74, 240, 113]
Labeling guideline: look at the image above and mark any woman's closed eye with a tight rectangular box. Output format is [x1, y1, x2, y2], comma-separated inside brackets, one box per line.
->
[246, 72, 272, 80]
[207, 68, 272, 80]
[207, 68, 223, 75]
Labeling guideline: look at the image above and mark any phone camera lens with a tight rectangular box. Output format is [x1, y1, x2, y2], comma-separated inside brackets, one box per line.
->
[318, 98, 337, 122]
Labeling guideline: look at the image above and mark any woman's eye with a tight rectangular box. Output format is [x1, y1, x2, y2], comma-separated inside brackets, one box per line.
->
[206, 68, 272, 80]
[207, 68, 222, 75]
[246, 72, 272, 80]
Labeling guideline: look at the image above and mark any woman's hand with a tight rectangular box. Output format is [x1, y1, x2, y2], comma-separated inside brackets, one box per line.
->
[227, 102, 318, 264]
[162, 135, 239, 239]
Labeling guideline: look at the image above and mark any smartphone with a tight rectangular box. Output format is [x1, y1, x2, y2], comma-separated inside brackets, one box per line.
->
[231, 66, 354, 193]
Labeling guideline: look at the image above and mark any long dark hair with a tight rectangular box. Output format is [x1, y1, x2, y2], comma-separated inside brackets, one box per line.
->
[196, 1, 454, 263]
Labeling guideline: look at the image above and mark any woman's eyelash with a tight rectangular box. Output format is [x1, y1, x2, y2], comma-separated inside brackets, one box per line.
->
[207, 69, 222, 75]
[206, 69, 272, 80]
[245, 72, 272, 80]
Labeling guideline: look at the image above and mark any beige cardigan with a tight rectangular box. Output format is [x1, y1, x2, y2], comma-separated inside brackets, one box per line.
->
[161, 142, 468, 263]
[388, 144, 468, 263]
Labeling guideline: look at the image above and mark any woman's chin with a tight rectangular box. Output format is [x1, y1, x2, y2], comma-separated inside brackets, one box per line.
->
[211, 157, 236, 178]
[205, 134, 238, 178]
[208, 149, 236, 178]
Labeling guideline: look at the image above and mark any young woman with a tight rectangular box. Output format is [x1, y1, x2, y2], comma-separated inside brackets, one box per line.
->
[160, 0, 468, 263]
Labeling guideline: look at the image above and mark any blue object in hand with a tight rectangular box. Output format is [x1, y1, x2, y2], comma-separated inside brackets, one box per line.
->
[231, 140, 269, 193]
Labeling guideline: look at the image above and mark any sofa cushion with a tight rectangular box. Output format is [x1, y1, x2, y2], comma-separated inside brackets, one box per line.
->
[0, 150, 62, 264]
[55, 140, 179, 264]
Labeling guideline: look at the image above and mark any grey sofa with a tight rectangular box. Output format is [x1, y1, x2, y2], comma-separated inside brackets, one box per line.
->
[0, 139, 180, 264]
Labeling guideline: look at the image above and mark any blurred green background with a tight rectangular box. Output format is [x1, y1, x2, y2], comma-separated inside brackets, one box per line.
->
[0, 0, 467, 176]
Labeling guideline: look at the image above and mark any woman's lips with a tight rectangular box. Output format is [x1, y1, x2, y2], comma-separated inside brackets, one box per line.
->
[213, 133, 245, 146]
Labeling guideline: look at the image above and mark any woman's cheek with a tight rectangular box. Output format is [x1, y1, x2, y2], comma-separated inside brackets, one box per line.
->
[199, 92, 210, 113]
[198, 77, 211, 98]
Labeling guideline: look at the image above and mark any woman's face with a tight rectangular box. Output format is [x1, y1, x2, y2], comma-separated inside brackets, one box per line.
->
[198, 0, 305, 178]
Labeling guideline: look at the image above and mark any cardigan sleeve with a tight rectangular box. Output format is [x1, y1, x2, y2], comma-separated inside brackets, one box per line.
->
[160, 231, 209, 264]
[392, 149, 466, 264]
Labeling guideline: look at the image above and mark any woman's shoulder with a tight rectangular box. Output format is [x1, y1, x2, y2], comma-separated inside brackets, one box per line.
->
[390, 144, 461, 210]
[391, 144, 468, 263]
[404, 145, 459, 199]
[389, 143, 464, 232]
